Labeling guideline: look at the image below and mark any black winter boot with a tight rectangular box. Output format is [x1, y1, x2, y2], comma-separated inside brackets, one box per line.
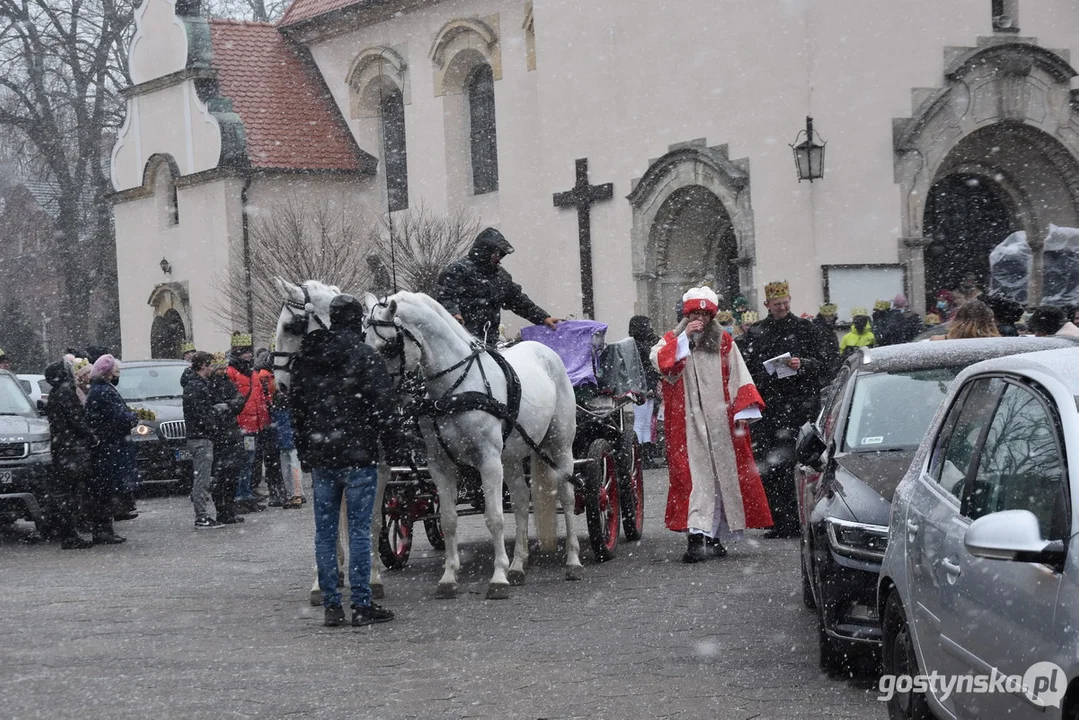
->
[682, 533, 708, 564]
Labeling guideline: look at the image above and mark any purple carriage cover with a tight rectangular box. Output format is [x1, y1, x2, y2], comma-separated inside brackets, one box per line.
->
[521, 320, 608, 387]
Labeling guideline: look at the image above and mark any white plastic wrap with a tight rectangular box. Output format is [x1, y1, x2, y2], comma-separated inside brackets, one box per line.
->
[988, 231, 1031, 303]
[1042, 224, 1079, 307]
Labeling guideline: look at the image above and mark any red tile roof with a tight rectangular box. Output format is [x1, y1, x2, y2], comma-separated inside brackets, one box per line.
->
[278, 0, 372, 28]
[209, 19, 372, 173]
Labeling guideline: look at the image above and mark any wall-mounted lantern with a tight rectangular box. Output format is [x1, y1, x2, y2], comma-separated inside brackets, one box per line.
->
[791, 116, 826, 182]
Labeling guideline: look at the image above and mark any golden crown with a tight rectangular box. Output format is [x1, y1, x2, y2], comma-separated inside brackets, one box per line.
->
[716, 310, 734, 323]
[741, 311, 759, 324]
[181, 341, 196, 353]
[764, 280, 790, 300]
[230, 333, 252, 348]
[851, 307, 869, 317]
[819, 303, 838, 315]
[874, 300, 891, 311]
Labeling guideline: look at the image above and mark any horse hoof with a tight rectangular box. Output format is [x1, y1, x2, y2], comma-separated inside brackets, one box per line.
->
[371, 583, 384, 600]
[565, 566, 583, 582]
[435, 583, 458, 600]
[507, 569, 526, 586]
[486, 582, 511, 600]
[309, 589, 322, 606]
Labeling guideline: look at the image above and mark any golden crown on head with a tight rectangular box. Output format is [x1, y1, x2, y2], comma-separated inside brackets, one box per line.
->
[874, 299, 891, 311]
[230, 333, 252, 348]
[764, 280, 790, 301]
[851, 307, 869, 317]
[181, 341, 196, 353]
[716, 309, 734, 323]
[741, 311, 759, 324]
[211, 351, 227, 366]
[819, 303, 838, 315]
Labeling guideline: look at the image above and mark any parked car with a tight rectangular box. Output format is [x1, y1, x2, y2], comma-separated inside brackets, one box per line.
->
[0, 370, 51, 531]
[17, 374, 50, 406]
[115, 360, 192, 492]
[879, 346, 1079, 719]
[795, 336, 1078, 675]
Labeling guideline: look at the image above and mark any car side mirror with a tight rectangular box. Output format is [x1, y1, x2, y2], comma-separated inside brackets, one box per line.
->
[795, 422, 827, 471]
[964, 509, 1065, 567]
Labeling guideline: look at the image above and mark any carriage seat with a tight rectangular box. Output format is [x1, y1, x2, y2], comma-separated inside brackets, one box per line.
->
[520, 320, 608, 388]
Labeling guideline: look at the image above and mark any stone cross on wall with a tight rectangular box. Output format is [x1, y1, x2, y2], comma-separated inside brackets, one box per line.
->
[553, 158, 613, 319]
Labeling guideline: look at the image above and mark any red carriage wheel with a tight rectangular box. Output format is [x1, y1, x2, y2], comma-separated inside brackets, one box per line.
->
[378, 492, 413, 569]
[423, 493, 445, 550]
[584, 438, 619, 562]
[616, 424, 645, 541]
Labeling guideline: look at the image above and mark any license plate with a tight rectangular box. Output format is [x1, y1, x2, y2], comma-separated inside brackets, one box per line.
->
[175, 449, 191, 461]
[0, 470, 12, 484]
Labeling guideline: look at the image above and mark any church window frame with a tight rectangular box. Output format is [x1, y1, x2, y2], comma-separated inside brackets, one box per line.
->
[467, 63, 498, 195]
[145, 154, 180, 229]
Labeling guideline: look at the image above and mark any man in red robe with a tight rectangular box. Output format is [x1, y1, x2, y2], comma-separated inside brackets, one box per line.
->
[651, 286, 773, 563]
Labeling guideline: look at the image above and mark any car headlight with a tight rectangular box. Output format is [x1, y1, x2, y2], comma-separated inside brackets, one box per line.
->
[131, 424, 153, 437]
[825, 517, 889, 561]
[29, 440, 50, 454]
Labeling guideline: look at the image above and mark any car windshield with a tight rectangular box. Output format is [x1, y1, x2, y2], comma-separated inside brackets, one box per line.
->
[115, 365, 186, 401]
[843, 367, 961, 452]
[0, 375, 38, 417]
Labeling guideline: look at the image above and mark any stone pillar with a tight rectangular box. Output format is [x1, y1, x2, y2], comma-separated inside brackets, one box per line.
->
[899, 236, 932, 315]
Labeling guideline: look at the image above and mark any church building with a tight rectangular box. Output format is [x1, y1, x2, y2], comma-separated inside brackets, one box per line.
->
[110, 0, 1079, 356]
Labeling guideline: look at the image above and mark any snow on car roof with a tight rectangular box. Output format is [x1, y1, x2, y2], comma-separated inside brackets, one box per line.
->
[957, 346, 1079, 396]
[855, 336, 1079, 374]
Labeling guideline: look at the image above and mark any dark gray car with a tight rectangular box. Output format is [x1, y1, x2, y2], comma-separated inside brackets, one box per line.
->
[0, 370, 52, 530]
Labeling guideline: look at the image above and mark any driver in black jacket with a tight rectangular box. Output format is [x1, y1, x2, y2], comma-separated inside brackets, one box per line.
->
[435, 227, 557, 343]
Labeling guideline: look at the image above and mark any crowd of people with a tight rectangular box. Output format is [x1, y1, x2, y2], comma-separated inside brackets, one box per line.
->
[18, 226, 1079, 632]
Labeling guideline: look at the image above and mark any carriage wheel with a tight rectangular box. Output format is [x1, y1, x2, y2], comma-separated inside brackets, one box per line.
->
[617, 428, 645, 541]
[584, 439, 620, 562]
[378, 492, 413, 569]
[423, 493, 445, 550]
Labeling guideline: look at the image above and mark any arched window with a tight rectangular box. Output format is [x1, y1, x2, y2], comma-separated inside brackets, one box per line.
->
[381, 87, 408, 212]
[468, 64, 498, 195]
[151, 158, 179, 227]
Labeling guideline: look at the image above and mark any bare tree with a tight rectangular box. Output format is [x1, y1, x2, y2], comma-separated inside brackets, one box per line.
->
[202, 0, 288, 22]
[211, 195, 373, 340]
[368, 205, 479, 295]
[0, 0, 134, 349]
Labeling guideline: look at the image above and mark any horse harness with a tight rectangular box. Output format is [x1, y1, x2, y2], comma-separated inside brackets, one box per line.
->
[272, 284, 328, 376]
[366, 309, 580, 489]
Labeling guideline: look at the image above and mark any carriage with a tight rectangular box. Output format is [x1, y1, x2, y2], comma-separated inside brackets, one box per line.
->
[377, 319, 647, 569]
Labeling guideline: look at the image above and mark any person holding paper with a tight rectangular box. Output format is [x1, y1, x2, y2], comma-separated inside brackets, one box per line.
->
[650, 286, 773, 564]
[740, 280, 835, 539]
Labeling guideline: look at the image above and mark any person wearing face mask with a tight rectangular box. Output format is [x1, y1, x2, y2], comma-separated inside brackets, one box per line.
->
[933, 289, 957, 321]
[83, 355, 138, 544]
[840, 308, 876, 355]
[651, 286, 772, 563]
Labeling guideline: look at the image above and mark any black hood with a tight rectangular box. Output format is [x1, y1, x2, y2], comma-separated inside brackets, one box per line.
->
[468, 227, 514, 264]
[628, 315, 658, 345]
[835, 450, 916, 512]
[44, 361, 71, 387]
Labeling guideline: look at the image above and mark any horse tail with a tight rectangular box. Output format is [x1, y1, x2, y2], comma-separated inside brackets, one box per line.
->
[532, 450, 559, 554]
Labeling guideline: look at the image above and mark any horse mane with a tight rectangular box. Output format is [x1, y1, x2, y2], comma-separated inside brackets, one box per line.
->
[397, 291, 478, 345]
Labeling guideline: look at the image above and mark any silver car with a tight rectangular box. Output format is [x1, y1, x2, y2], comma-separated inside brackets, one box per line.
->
[878, 346, 1079, 719]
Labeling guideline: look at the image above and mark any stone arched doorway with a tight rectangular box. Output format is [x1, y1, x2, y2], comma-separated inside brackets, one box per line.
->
[151, 309, 185, 359]
[923, 173, 1019, 302]
[894, 39, 1079, 312]
[648, 186, 739, 327]
[629, 140, 755, 327]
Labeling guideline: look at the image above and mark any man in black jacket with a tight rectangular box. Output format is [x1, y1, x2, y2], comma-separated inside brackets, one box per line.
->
[740, 281, 835, 538]
[435, 227, 557, 343]
[290, 294, 396, 628]
[41, 360, 95, 549]
[182, 352, 229, 528]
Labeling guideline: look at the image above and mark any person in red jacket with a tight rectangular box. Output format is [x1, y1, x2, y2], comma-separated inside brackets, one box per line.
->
[226, 332, 269, 511]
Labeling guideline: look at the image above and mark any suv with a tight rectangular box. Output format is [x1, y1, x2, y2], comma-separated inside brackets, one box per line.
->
[0, 370, 52, 531]
[116, 360, 193, 492]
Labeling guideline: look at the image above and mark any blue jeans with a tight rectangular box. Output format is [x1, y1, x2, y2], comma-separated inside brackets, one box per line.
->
[235, 434, 256, 501]
[312, 466, 377, 609]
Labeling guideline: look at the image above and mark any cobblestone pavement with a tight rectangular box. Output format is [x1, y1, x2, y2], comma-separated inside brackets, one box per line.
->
[0, 470, 885, 719]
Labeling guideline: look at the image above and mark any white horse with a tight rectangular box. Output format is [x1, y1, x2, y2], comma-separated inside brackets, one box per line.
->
[362, 291, 582, 599]
[271, 277, 387, 603]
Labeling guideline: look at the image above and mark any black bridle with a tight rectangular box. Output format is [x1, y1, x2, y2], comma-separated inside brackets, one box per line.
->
[272, 284, 329, 378]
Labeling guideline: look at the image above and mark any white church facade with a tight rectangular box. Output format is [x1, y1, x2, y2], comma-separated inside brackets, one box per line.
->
[110, 0, 1079, 357]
